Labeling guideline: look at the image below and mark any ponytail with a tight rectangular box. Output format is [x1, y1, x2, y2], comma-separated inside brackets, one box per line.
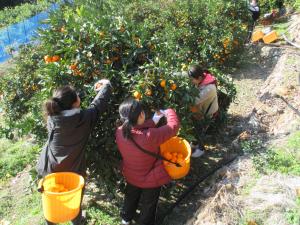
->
[44, 86, 78, 116]
[122, 120, 133, 139]
[45, 98, 63, 116]
[118, 98, 144, 139]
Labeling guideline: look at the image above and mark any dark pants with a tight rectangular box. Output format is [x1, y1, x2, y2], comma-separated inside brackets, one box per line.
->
[121, 183, 161, 225]
[192, 118, 211, 150]
[45, 186, 85, 225]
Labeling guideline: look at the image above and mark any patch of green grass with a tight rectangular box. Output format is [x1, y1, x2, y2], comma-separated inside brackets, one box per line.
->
[266, 148, 300, 174]
[294, 0, 300, 11]
[266, 131, 300, 175]
[0, 183, 43, 224]
[0, 138, 40, 180]
[86, 203, 120, 225]
[242, 131, 300, 175]
[285, 197, 300, 225]
[12, 191, 43, 225]
[241, 139, 263, 154]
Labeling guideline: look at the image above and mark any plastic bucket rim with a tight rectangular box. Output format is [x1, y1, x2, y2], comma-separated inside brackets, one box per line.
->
[39, 172, 84, 196]
[161, 136, 191, 159]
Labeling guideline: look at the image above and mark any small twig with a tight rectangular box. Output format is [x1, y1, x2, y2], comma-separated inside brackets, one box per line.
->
[274, 94, 300, 117]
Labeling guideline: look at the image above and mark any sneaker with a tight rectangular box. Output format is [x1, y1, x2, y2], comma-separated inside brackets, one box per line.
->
[191, 148, 205, 158]
[121, 219, 131, 225]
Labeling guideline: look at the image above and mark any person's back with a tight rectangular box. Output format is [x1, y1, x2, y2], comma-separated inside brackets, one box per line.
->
[249, 0, 260, 21]
[195, 82, 218, 118]
[37, 81, 111, 177]
[116, 107, 179, 188]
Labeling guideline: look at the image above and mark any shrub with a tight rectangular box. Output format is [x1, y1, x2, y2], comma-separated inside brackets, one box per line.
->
[259, 0, 297, 14]
[0, 0, 56, 28]
[0, 0, 247, 188]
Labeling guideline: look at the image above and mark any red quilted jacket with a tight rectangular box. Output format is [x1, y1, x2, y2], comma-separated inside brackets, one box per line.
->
[116, 109, 180, 188]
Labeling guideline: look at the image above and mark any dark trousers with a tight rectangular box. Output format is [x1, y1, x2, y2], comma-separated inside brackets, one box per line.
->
[45, 186, 85, 225]
[192, 118, 211, 150]
[121, 183, 161, 225]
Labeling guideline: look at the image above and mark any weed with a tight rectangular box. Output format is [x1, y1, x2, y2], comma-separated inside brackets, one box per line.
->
[242, 132, 300, 175]
[241, 139, 263, 154]
[285, 197, 300, 225]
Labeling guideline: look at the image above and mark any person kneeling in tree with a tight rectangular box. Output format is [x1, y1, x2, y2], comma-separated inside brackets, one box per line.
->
[188, 65, 219, 158]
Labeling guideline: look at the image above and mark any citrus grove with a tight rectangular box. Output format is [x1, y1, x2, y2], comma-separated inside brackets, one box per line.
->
[0, 0, 249, 188]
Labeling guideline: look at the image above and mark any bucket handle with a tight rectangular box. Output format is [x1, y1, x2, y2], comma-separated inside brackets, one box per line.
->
[37, 178, 45, 193]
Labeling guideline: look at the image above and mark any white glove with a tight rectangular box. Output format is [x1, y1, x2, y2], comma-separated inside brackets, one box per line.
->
[159, 109, 167, 115]
[94, 79, 111, 91]
[152, 111, 165, 125]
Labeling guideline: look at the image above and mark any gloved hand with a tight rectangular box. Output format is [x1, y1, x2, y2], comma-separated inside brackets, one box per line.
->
[152, 110, 165, 125]
[94, 79, 111, 91]
[159, 109, 167, 115]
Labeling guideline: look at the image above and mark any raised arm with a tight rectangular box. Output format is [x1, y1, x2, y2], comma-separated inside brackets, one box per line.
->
[85, 80, 112, 125]
[145, 109, 180, 146]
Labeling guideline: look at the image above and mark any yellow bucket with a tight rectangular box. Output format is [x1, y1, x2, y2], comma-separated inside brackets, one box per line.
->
[160, 136, 191, 179]
[38, 172, 84, 223]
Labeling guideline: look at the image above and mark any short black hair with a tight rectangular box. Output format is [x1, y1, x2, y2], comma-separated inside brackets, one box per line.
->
[188, 65, 206, 79]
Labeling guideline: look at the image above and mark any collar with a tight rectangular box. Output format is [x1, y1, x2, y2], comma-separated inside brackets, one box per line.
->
[60, 108, 80, 117]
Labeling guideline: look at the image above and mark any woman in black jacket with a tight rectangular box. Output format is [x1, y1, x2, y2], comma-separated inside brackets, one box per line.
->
[36, 79, 112, 225]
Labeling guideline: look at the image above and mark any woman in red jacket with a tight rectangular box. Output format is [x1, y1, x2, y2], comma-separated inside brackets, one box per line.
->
[116, 99, 180, 225]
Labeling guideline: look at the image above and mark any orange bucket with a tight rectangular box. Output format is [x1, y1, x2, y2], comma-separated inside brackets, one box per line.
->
[160, 136, 191, 179]
[38, 172, 84, 223]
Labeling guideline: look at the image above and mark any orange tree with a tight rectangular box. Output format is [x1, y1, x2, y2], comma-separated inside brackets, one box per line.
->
[0, 0, 249, 188]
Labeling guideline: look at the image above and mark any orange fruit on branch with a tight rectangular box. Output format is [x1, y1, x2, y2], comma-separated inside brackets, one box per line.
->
[190, 106, 198, 113]
[99, 31, 105, 38]
[145, 89, 152, 96]
[133, 91, 142, 100]
[160, 79, 166, 88]
[70, 64, 77, 70]
[44, 55, 52, 63]
[170, 83, 177, 91]
[52, 55, 60, 62]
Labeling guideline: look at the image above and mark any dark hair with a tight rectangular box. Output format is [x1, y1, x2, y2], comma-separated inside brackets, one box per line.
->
[118, 98, 143, 139]
[188, 65, 208, 79]
[45, 86, 78, 116]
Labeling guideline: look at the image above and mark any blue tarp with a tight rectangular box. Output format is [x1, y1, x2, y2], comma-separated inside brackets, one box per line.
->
[0, 3, 58, 62]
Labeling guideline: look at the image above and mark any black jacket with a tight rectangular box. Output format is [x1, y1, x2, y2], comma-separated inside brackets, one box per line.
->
[36, 83, 111, 177]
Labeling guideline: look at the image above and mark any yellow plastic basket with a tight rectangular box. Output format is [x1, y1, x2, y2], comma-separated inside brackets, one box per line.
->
[38, 172, 84, 223]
